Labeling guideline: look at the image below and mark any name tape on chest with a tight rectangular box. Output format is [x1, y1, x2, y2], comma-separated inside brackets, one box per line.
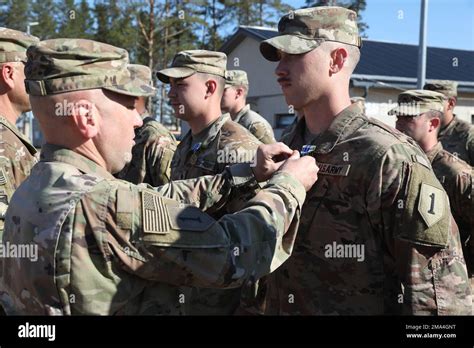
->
[317, 163, 351, 176]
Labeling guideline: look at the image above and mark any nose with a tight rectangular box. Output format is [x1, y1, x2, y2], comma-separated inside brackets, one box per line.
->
[168, 85, 176, 99]
[275, 58, 288, 78]
[133, 110, 143, 129]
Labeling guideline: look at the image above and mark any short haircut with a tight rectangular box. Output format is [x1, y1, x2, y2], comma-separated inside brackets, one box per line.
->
[199, 73, 225, 98]
[424, 110, 443, 135]
[320, 41, 361, 74]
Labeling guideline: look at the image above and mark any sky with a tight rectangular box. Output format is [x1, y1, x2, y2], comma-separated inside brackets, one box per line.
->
[286, 0, 474, 51]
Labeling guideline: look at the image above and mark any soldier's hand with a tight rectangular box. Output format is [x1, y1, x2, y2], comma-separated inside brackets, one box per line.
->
[252, 142, 294, 181]
[279, 150, 318, 191]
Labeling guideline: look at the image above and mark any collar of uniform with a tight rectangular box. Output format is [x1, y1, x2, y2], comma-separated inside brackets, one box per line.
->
[233, 104, 250, 124]
[438, 116, 458, 138]
[425, 141, 444, 163]
[0, 115, 38, 155]
[301, 103, 366, 154]
[40, 143, 116, 180]
[139, 115, 155, 132]
[191, 113, 230, 150]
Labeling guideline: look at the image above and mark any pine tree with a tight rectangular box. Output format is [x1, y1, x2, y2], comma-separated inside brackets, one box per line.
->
[0, 0, 30, 32]
[30, 0, 58, 39]
[57, 0, 94, 39]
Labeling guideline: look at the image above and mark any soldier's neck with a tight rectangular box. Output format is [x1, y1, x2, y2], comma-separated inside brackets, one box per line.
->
[303, 95, 351, 135]
[419, 136, 438, 153]
[0, 97, 21, 125]
[229, 101, 247, 119]
[73, 143, 109, 172]
[441, 112, 455, 128]
[189, 107, 222, 135]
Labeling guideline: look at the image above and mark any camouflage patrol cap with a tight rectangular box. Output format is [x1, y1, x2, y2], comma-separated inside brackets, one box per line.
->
[388, 90, 446, 116]
[156, 50, 227, 83]
[260, 6, 362, 61]
[0, 27, 39, 63]
[24, 39, 154, 97]
[128, 64, 156, 97]
[423, 80, 458, 98]
[225, 70, 249, 88]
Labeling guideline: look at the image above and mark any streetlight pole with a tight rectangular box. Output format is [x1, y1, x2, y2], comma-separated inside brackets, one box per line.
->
[25, 21, 39, 143]
[417, 0, 428, 89]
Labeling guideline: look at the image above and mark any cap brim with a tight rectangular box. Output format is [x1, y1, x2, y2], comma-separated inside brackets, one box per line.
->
[156, 67, 195, 83]
[260, 35, 323, 61]
[104, 83, 155, 97]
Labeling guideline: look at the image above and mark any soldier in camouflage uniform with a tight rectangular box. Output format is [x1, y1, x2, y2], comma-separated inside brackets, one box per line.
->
[393, 89, 474, 291]
[0, 28, 39, 234]
[0, 39, 319, 315]
[221, 70, 275, 144]
[252, 6, 471, 315]
[424, 80, 474, 166]
[157, 51, 264, 315]
[117, 64, 177, 186]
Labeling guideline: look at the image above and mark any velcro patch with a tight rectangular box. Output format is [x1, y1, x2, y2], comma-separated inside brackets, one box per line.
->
[412, 154, 431, 169]
[418, 183, 447, 228]
[117, 189, 133, 230]
[141, 191, 171, 234]
[167, 205, 214, 232]
[317, 163, 351, 176]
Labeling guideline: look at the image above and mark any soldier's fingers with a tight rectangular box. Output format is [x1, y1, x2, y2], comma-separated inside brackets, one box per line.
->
[287, 150, 300, 160]
[260, 142, 293, 158]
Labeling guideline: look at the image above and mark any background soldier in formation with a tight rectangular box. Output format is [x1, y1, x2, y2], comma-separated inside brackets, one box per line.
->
[0, 28, 39, 234]
[117, 64, 177, 186]
[221, 70, 276, 144]
[256, 6, 471, 315]
[0, 38, 318, 315]
[157, 50, 263, 315]
[424, 80, 474, 165]
[393, 89, 474, 293]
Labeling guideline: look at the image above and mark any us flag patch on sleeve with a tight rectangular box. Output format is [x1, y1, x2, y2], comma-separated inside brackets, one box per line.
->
[141, 191, 171, 234]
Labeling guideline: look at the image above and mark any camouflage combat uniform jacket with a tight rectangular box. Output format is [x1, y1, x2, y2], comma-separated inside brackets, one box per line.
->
[438, 116, 474, 166]
[233, 105, 275, 144]
[117, 114, 177, 186]
[0, 143, 305, 315]
[426, 142, 474, 282]
[0, 115, 37, 233]
[171, 113, 262, 315]
[259, 103, 471, 315]
[171, 113, 261, 181]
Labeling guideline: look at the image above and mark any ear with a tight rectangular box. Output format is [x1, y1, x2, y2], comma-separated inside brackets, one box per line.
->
[329, 47, 348, 74]
[429, 116, 441, 132]
[205, 79, 218, 98]
[447, 97, 456, 110]
[0, 63, 16, 90]
[70, 99, 99, 139]
[235, 87, 245, 99]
